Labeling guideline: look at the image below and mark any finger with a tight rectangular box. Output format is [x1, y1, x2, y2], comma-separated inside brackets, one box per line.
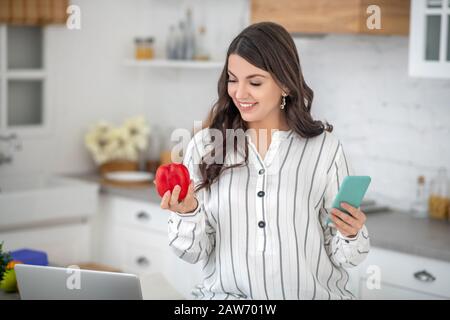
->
[189, 179, 194, 192]
[179, 180, 194, 202]
[331, 214, 358, 237]
[169, 185, 181, 207]
[160, 190, 171, 209]
[331, 209, 361, 229]
[341, 203, 367, 225]
[357, 209, 367, 224]
[340, 202, 360, 218]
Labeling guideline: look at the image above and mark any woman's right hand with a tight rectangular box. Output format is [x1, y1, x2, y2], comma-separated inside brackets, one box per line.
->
[154, 179, 199, 214]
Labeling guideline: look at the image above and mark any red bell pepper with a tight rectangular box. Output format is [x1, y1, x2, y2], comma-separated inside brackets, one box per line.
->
[155, 163, 191, 201]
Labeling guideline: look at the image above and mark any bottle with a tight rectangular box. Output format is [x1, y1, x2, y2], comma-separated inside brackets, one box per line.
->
[184, 7, 196, 60]
[166, 25, 177, 60]
[194, 25, 210, 61]
[428, 167, 450, 220]
[176, 21, 186, 60]
[411, 175, 428, 218]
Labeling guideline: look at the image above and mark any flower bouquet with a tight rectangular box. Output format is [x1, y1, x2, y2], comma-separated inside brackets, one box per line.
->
[84, 116, 150, 175]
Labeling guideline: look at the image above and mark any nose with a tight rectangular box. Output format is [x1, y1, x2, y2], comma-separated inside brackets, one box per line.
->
[235, 84, 249, 100]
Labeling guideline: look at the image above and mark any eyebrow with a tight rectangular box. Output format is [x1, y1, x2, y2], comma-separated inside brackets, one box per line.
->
[227, 70, 266, 79]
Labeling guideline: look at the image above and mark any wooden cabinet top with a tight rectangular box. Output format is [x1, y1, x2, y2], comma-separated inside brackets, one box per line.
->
[251, 0, 410, 35]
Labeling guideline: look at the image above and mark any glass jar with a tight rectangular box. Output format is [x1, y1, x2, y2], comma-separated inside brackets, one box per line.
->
[135, 37, 154, 60]
[428, 167, 450, 220]
[134, 37, 144, 60]
[142, 37, 155, 60]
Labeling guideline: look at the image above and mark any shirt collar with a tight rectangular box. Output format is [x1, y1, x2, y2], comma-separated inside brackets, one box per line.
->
[245, 129, 293, 142]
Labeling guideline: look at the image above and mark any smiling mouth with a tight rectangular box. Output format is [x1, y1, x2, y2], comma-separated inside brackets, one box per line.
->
[238, 102, 258, 108]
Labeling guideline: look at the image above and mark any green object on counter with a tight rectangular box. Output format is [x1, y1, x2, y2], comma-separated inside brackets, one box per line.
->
[0, 242, 12, 283]
[0, 269, 18, 293]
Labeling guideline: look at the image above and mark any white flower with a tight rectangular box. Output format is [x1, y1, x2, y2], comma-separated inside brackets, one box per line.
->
[122, 115, 150, 152]
[84, 121, 115, 165]
[108, 127, 139, 161]
[84, 116, 150, 165]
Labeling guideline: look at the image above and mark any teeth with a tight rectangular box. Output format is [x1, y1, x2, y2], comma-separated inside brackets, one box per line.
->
[239, 103, 256, 108]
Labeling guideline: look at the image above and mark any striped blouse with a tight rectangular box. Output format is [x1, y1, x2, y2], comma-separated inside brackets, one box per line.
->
[168, 128, 370, 300]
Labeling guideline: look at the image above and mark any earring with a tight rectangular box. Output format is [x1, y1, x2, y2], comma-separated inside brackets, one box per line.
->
[280, 93, 287, 110]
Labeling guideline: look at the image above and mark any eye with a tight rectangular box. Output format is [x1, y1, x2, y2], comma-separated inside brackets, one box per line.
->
[227, 79, 237, 83]
[250, 83, 262, 87]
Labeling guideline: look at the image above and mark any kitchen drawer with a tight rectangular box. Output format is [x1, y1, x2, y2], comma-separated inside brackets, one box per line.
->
[358, 247, 450, 299]
[108, 196, 168, 234]
[117, 226, 169, 276]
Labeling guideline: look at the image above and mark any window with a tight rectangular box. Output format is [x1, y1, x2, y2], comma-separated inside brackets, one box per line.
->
[409, 0, 450, 78]
[0, 25, 48, 137]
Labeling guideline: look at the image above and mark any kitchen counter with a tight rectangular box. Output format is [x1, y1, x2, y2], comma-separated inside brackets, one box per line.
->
[65, 171, 161, 204]
[67, 172, 450, 263]
[363, 210, 450, 263]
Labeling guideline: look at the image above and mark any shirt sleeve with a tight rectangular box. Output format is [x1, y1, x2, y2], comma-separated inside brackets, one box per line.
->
[168, 131, 216, 264]
[319, 141, 370, 268]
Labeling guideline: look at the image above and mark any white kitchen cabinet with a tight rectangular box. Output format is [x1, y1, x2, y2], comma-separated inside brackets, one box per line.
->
[348, 246, 450, 299]
[409, 0, 450, 78]
[93, 194, 203, 299]
[94, 195, 167, 271]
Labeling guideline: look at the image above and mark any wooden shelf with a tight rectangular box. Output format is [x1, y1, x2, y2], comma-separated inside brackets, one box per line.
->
[123, 59, 223, 69]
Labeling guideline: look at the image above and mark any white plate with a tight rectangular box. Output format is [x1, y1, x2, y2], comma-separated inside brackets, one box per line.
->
[104, 171, 154, 182]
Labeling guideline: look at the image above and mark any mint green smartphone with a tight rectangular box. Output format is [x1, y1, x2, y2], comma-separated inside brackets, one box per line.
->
[326, 176, 371, 225]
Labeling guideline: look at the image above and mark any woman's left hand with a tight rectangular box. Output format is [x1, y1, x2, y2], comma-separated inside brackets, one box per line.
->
[330, 202, 367, 238]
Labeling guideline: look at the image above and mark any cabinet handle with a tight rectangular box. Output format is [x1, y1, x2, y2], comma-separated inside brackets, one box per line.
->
[136, 256, 150, 267]
[136, 211, 151, 221]
[414, 270, 436, 282]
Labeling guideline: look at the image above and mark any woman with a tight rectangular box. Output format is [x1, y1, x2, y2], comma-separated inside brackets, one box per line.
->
[158, 22, 370, 300]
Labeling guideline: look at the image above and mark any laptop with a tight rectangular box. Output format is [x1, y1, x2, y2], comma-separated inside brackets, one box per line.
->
[15, 264, 143, 300]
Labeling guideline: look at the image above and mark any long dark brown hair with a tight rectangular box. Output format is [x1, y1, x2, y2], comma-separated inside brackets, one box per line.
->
[196, 21, 332, 193]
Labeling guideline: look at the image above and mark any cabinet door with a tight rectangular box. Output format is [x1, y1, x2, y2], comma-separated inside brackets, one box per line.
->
[251, 0, 361, 34]
[117, 226, 168, 276]
[108, 196, 167, 234]
[409, 0, 450, 78]
[94, 195, 168, 269]
[251, 0, 409, 35]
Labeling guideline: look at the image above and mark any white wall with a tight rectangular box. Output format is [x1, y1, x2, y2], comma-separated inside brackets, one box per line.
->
[1, 0, 449, 212]
[295, 35, 450, 211]
[0, 0, 249, 176]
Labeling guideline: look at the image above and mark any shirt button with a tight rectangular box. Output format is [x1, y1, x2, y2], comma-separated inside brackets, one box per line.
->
[258, 169, 265, 175]
[257, 191, 265, 197]
[258, 221, 266, 228]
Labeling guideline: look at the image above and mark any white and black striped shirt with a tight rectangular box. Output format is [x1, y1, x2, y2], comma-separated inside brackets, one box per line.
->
[168, 128, 370, 300]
